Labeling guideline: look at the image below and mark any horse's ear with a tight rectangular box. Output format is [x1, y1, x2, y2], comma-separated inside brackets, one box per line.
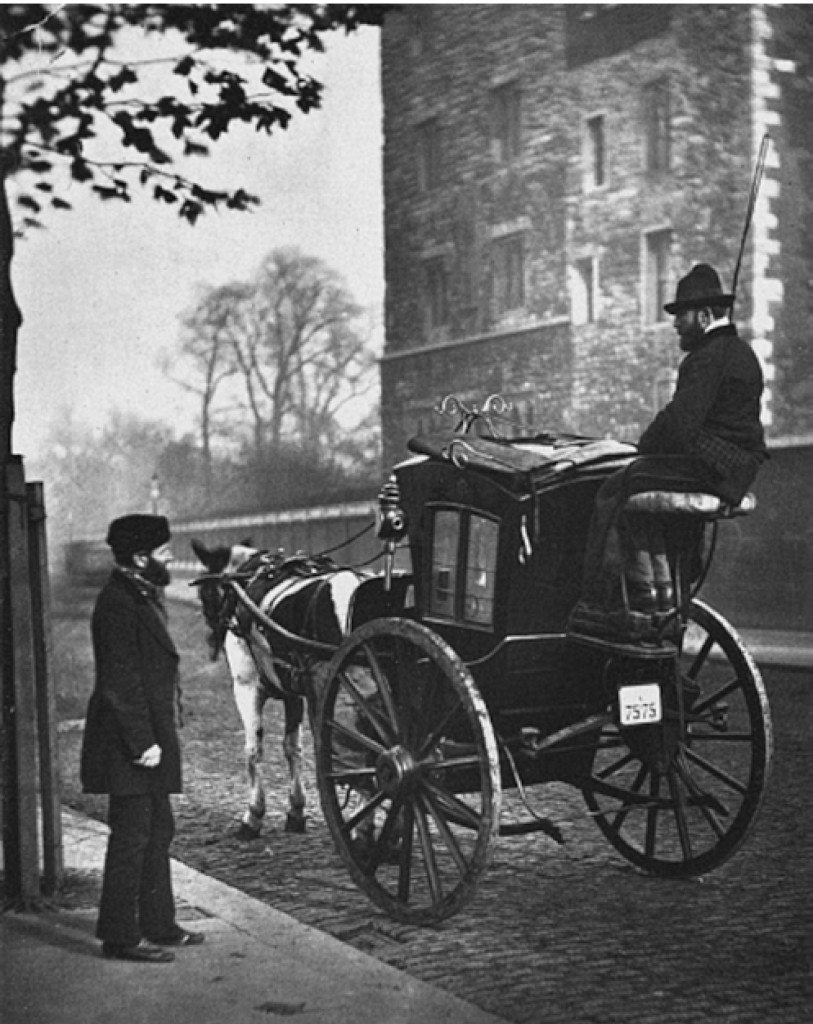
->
[191, 539, 210, 567]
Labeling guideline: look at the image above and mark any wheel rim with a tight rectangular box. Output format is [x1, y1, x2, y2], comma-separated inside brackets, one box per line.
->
[583, 599, 773, 876]
[316, 618, 501, 923]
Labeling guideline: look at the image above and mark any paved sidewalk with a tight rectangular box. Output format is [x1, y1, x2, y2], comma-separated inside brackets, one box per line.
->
[1, 809, 508, 1024]
[738, 628, 813, 670]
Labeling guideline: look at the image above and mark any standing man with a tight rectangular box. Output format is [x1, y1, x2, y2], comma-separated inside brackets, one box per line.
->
[81, 514, 204, 962]
[571, 263, 767, 634]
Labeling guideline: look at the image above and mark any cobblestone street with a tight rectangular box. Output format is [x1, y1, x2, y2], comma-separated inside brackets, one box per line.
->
[57, 593, 811, 1024]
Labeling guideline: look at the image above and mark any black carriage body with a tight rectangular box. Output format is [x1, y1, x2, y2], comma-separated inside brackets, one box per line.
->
[393, 434, 636, 777]
[315, 428, 773, 922]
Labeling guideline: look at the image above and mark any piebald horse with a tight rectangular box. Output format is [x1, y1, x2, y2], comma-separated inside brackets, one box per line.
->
[191, 539, 414, 838]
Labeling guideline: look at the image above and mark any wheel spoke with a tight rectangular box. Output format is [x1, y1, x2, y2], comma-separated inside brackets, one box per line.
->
[666, 765, 693, 861]
[414, 799, 443, 906]
[693, 675, 741, 716]
[317, 618, 500, 923]
[415, 696, 466, 761]
[337, 669, 395, 747]
[397, 799, 415, 903]
[423, 779, 484, 830]
[365, 794, 404, 873]
[609, 762, 649, 834]
[689, 729, 754, 744]
[419, 787, 470, 876]
[675, 756, 727, 838]
[645, 771, 660, 859]
[324, 765, 378, 783]
[326, 716, 386, 758]
[595, 740, 637, 781]
[685, 634, 715, 678]
[340, 788, 388, 835]
[359, 640, 401, 735]
[683, 745, 749, 796]
[584, 600, 772, 877]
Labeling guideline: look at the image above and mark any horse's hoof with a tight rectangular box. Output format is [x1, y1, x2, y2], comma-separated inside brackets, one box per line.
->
[234, 822, 262, 841]
[284, 813, 306, 834]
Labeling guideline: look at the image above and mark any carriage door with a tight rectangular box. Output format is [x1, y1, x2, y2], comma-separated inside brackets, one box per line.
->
[428, 506, 499, 630]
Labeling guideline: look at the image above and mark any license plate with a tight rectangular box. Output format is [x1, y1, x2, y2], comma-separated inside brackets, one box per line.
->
[618, 683, 662, 726]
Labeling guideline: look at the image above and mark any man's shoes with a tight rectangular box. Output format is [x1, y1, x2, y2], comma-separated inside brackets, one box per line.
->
[102, 939, 175, 963]
[627, 582, 657, 614]
[655, 582, 675, 612]
[147, 927, 206, 947]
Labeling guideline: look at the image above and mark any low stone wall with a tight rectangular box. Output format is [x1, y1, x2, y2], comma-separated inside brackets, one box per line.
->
[704, 442, 812, 631]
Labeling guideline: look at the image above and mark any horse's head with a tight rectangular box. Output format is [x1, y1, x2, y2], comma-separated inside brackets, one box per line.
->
[191, 538, 256, 660]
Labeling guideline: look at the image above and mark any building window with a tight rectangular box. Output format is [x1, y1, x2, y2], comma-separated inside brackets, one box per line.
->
[572, 256, 597, 325]
[644, 229, 672, 323]
[423, 258, 449, 329]
[644, 78, 671, 175]
[490, 82, 522, 162]
[409, 7, 433, 58]
[492, 234, 525, 314]
[584, 115, 606, 189]
[566, 6, 672, 68]
[416, 119, 442, 192]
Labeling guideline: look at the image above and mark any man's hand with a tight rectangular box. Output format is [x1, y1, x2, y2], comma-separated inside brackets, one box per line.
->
[134, 744, 162, 768]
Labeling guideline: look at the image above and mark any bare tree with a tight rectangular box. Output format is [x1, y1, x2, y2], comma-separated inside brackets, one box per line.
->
[0, 5, 383, 899]
[178, 247, 378, 462]
[169, 283, 251, 499]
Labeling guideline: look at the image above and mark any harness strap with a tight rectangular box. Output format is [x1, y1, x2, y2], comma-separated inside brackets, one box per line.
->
[230, 579, 339, 657]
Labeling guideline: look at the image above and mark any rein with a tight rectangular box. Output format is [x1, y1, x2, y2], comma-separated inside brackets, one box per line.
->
[228, 578, 340, 657]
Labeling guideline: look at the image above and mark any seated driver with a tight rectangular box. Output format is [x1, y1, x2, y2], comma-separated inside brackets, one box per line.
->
[571, 263, 767, 633]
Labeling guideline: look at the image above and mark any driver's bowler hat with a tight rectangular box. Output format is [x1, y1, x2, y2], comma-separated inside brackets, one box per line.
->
[664, 264, 735, 314]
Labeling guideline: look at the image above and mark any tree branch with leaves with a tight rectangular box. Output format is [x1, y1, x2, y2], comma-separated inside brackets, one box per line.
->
[0, 2, 383, 457]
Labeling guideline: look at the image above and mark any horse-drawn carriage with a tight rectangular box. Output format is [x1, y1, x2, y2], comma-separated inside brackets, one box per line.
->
[193, 396, 773, 925]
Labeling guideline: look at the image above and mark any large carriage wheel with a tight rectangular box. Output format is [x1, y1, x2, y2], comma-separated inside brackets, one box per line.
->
[315, 617, 501, 924]
[582, 599, 773, 877]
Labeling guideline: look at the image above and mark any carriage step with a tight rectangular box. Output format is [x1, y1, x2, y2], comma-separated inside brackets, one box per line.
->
[567, 597, 679, 649]
[499, 817, 564, 842]
[567, 632, 678, 658]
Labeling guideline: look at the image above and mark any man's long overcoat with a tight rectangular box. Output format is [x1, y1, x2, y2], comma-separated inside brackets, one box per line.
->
[81, 570, 182, 795]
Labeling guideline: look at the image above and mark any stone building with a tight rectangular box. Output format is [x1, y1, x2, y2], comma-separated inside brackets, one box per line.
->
[379, 4, 813, 631]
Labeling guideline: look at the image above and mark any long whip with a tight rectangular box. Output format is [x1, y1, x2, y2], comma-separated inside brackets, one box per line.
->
[731, 132, 771, 310]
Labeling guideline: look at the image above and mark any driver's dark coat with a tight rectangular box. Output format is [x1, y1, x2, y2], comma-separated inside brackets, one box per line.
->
[81, 569, 182, 795]
[637, 323, 766, 503]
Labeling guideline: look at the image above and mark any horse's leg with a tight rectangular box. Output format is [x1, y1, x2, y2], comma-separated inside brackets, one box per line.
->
[225, 635, 268, 839]
[282, 694, 307, 833]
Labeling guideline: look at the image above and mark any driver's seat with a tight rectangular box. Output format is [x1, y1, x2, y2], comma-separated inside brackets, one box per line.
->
[624, 490, 756, 518]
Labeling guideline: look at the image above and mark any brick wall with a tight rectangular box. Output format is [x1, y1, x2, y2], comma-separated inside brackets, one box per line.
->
[379, 4, 813, 465]
[379, 5, 813, 629]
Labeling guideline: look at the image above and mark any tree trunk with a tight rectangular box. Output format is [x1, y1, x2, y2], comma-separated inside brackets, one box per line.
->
[1, 161, 27, 900]
[0, 166, 22, 461]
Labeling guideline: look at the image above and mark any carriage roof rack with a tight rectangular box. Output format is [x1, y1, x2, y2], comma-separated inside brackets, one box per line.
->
[406, 431, 636, 485]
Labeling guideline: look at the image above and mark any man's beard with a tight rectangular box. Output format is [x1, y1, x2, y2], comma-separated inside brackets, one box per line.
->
[141, 557, 171, 588]
[679, 319, 705, 351]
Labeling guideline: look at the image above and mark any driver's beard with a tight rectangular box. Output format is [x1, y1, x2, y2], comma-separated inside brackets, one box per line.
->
[679, 320, 706, 352]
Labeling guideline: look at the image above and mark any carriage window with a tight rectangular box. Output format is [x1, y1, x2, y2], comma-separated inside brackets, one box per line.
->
[464, 517, 499, 625]
[429, 508, 499, 628]
[430, 511, 460, 618]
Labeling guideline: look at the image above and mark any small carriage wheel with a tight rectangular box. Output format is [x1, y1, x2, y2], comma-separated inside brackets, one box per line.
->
[582, 599, 773, 877]
[315, 617, 502, 924]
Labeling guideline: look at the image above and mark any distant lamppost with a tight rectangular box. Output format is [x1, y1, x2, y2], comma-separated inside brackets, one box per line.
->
[150, 473, 160, 515]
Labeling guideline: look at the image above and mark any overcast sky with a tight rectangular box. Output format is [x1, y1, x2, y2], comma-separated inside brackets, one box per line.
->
[12, 25, 383, 461]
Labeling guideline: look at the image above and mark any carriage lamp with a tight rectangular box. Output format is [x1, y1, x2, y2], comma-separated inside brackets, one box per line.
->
[377, 475, 408, 543]
[377, 475, 408, 591]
